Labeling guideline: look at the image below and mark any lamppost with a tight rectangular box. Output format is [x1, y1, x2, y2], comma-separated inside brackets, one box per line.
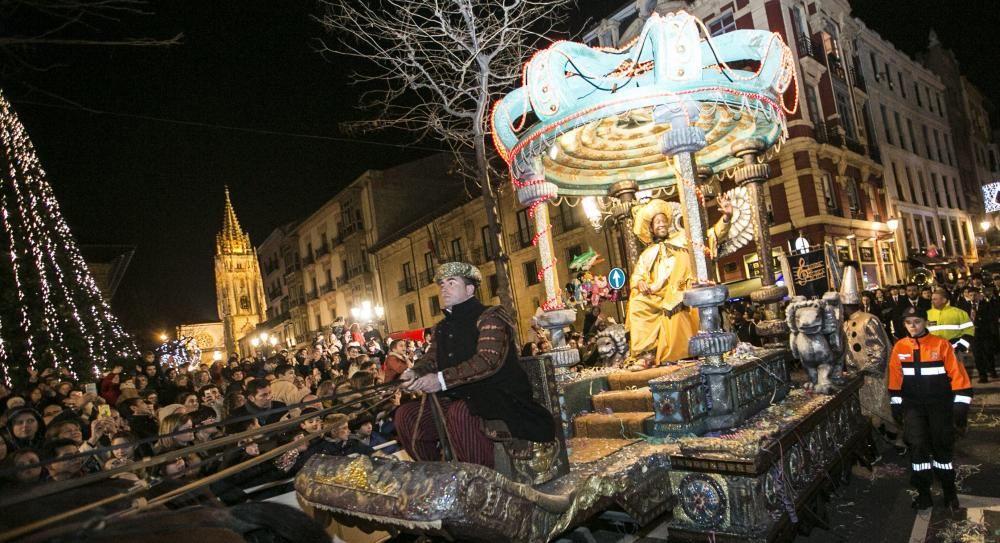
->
[351, 300, 386, 333]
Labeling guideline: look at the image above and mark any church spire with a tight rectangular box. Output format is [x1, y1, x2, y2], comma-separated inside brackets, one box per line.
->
[216, 186, 253, 255]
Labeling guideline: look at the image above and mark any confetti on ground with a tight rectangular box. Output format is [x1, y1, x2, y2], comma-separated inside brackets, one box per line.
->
[935, 519, 987, 543]
[870, 463, 907, 480]
[954, 464, 982, 492]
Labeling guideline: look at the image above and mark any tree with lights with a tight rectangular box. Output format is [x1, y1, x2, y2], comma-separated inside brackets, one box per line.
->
[0, 90, 137, 386]
[315, 0, 573, 324]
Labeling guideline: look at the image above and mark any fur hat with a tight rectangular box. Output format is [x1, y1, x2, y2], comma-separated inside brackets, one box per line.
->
[632, 199, 681, 245]
[433, 261, 482, 286]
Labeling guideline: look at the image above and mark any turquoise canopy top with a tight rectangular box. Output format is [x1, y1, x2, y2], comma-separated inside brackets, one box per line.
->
[491, 11, 797, 196]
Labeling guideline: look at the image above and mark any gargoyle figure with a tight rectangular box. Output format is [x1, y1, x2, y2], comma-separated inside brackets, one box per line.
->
[594, 322, 628, 367]
[786, 296, 841, 394]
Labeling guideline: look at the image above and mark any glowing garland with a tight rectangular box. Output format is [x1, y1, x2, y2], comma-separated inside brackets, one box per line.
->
[0, 90, 138, 382]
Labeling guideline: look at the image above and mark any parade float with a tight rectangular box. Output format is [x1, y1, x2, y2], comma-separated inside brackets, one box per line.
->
[295, 11, 874, 542]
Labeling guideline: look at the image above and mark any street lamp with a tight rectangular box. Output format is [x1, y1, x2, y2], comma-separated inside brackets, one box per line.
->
[981, 219, 992, 232]
[886, 217, 899, 232]
[158, 332, 168, 342]
[250, 337, 260, 348]
[212, 351, 222, 362]
[269, 336, 278, 348]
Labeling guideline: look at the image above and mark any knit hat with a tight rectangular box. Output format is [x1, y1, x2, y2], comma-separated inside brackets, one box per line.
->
[632, 198, 681, 245]
[434, 261, 482, 286]
[900, 305, 928, 321]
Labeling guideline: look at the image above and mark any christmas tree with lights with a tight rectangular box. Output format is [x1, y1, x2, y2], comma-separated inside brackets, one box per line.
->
[0, 90, 137, 386]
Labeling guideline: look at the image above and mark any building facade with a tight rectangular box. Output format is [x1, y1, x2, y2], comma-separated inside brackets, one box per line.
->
[586, 0, 893, 288]
[175, 321, 225, 366]
[854, 23, 978, 276]
[214, 188, 268, 357]
[253, 222, 301, 350]
[371, 181, 623, 341]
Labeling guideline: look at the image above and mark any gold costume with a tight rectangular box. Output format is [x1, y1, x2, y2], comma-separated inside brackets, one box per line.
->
[626, 199, 730, 363]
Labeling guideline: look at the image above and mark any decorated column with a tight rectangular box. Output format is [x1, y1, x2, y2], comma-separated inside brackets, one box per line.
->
[732, 139, 788, 344]
[514, 159, 579, 381]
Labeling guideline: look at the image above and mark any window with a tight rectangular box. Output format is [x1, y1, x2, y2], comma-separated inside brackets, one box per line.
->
[430, 296, 441, 316]
[891, 162, 905, 201]
[943, 134, 953, 165]
[516, 208, 534, 248]
[792, 4, 809, 41]
[914, 82, 922, 106]
[524, 260, 540, 285]
[907, 119, 917, 156]
[927, 87, 934, 112]
[708, 10, 735, 36]
[894, 111, 907, 151]
[937, 94, 944, 117]
[835, 90, 856, 137]
[488, 274, 499, 299]
[424, 251, 434, 283]
[905, 167, 918, 203]
[939, 218, 950, 255]
[931, 173, 943, 207]
[559, 204, 580, 231]
[821, 174, 839, 213]
[880, 105, 893, 144]
[480, 226, 494, 260]
[941, 176, 954, 208]
[916, 171, 928, 206]
[450, 237, 464, 262]
[959, 221, 971, 255]
[402, 262, 415, 290]
[566, 245, 583, 268]
[846, 178, 861, 214]
[898, 72, 906, 97]
[869, 52, 878, 78]
[806, 85, 822, 127]
[922, 125, 932, 159]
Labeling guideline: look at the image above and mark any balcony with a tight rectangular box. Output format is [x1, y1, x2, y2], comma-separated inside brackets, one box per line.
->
[302, 254, 315, 267]
[347, 262, 370, 279]
[316, 243, 331, 260]
[844, 136, 867, 156]
[320, 283, 335, 295]
[795, 34, 825, 63]
[336, 274, 349, 289]
[814, 122, 843, 147]
[305, 290, 319, 302]
[508, 232, 534, 251]
[849, 62, 866, 92]
[398, 278, 417, 295]
[420, 268, 435, 287]
[469, 246, 490, 266]
[337, 220, 364, 240]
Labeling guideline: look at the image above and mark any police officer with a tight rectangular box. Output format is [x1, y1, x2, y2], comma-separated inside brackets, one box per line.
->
[888, 306, 973, 510]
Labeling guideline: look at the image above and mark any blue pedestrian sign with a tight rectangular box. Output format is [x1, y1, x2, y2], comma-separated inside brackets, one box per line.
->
[608, 267, 626, 290]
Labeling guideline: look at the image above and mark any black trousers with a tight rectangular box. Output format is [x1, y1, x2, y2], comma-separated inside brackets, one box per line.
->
[973, 339, 996, 377]
[903, 402, 956, 492]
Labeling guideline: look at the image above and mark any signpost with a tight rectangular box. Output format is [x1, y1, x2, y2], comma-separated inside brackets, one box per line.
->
[608, 267, 626, 290]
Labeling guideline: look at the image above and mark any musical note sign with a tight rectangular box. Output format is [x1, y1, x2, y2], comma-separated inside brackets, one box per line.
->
[791, 249, 829, 298]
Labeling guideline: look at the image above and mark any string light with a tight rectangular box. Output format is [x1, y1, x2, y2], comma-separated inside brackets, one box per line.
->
[0, 90, 137, 382]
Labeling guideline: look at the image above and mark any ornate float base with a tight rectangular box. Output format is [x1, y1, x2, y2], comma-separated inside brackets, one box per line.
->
[667, 374, 869, 541]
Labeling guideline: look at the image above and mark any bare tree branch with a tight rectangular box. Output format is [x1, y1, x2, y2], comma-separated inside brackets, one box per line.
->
[315, 0, 574, 328]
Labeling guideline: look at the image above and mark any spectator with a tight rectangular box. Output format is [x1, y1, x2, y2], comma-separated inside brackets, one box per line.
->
[43, 438, 88, 482]
[104, 431, 145, 481]
[382, 340, 410, 383]
[199, 384, 225, 419]
[176, 392, 200, 414]
[9, 448, 43, 486]
[3, 407, 45, 451]
[225, 379, 286, 435]
[270, 364, 309, 406]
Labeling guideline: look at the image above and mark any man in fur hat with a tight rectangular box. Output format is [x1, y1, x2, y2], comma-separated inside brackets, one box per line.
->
[398, 262, 555, 467]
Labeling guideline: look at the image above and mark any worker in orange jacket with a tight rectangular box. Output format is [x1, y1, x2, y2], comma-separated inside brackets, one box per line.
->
[888, 305, 973, 510]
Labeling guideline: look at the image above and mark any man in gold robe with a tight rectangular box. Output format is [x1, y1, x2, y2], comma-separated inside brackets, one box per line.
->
[626, 197, 732, 364]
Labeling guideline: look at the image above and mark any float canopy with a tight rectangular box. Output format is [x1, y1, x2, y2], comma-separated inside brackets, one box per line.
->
[491, 11, 797, 197]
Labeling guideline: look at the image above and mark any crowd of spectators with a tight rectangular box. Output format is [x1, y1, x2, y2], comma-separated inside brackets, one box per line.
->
[0, 324, 425, 505]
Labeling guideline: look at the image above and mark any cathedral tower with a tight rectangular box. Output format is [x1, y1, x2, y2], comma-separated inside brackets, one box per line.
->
[215, 187, 267, 357]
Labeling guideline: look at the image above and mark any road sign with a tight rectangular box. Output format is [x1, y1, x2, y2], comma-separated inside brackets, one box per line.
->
[608, 267, 626, 290]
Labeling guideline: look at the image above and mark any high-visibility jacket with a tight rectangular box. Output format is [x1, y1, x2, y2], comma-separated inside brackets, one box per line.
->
[927, 304, 975, 351]
[888, 331, 972, 405]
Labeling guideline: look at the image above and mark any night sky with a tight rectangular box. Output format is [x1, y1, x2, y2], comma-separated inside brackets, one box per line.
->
[5, 0, 997, 347]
